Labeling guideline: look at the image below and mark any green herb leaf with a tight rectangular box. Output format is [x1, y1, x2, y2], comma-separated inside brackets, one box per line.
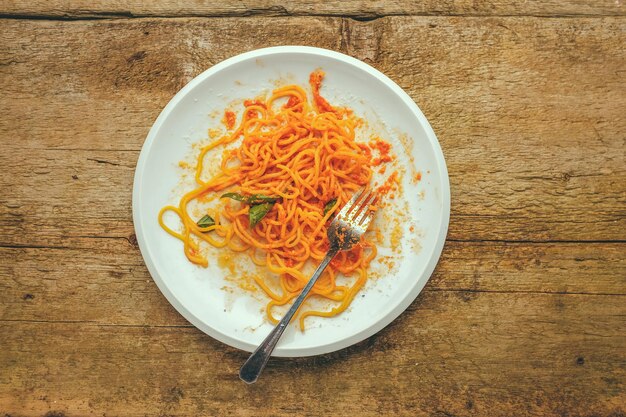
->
[247, 194, 281, 204]
[323, 198, 338, 216]
[196, 214, 215, 229]
[221, 192, 280, 205]
[220, 192, 247, 202]
[249, 202, 273, 228]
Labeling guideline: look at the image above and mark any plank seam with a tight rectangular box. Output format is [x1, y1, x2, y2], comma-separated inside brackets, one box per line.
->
[446, 239, 626, 244]
[0, 12, 625, 21]
[426, 288, 626, 297]
[0, 318, 195, 328]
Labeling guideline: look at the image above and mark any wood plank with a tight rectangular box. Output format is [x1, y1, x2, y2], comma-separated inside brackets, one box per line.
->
[1, 240, 624, 325]
[1, 17, 625, 242]
[0, 0, 624, 18]
[429, 241, 626, 295]
[1, 291, 624, 416]
[2, 144, 624, 244]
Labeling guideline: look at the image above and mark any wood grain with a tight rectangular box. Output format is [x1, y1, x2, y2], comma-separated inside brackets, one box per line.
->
[1, 291, 624, 416]
[2, 240, 624, 325]
[1, 9, 625, 417]
[0, 0, 624, 18]
[1, 236, 624, 415]
[1, 17, 624, 243]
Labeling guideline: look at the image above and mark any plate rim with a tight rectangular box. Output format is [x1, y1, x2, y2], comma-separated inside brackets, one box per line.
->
[132, 45, 450, 357]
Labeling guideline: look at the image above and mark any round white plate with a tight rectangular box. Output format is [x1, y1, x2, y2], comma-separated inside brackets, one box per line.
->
[133, 46, 450, 357]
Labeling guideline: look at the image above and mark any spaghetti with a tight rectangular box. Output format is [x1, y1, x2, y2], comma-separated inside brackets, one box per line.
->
[159, 70, 390, 330]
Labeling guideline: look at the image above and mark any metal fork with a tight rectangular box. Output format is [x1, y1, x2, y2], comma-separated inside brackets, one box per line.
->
[239, 187, 378, 384]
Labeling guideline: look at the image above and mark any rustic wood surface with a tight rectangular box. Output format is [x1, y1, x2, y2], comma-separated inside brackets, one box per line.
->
[1, 2, 625, 416]
[1, 0, 625, 18]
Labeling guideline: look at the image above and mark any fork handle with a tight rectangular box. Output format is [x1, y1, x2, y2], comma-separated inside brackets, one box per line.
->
[239, 248, 339, 384]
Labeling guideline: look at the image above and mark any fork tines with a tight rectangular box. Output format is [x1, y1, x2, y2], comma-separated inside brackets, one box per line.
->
[340, 187, 378, 228]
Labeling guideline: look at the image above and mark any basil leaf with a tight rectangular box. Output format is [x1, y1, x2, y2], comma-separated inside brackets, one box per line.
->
[221, 192, 280, 205]
[247, 194, 281, 204]
[249, 202, 273, 228]
[197, 214, 215, 229]
[220, 192, 247, 202]
[323, 198, 338, 216]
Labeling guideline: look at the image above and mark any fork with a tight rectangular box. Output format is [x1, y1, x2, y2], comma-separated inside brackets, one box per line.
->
[239, 187, 378, 384]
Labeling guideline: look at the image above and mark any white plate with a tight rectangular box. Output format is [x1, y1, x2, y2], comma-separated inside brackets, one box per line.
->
[133, 46, 450, 357]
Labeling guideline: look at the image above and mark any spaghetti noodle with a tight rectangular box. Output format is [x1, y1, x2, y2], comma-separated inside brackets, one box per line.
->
[159, 70, 390, 330]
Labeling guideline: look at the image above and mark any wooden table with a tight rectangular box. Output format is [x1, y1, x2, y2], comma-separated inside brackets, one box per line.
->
[1, 1, 625, 416]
